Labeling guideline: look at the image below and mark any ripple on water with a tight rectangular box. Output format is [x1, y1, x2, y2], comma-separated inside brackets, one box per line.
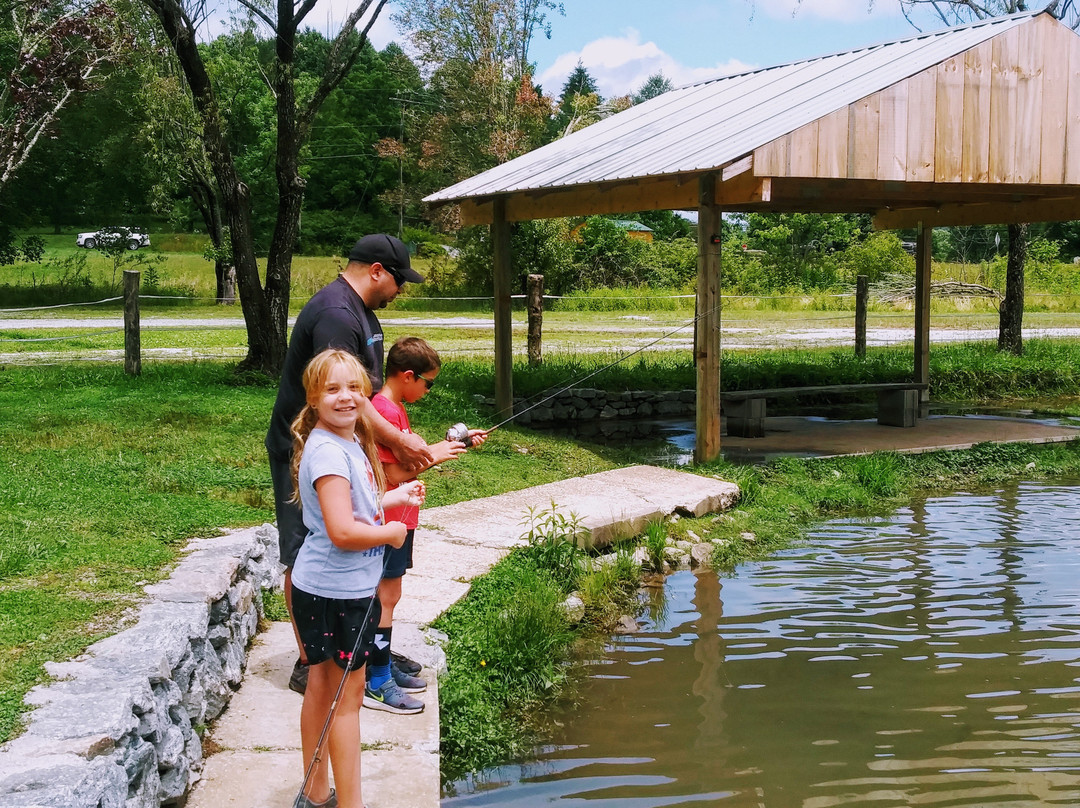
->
[445, 481, 1080, 807]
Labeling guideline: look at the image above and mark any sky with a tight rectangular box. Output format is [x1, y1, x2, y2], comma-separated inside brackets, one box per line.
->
[354, 0, 948, 99]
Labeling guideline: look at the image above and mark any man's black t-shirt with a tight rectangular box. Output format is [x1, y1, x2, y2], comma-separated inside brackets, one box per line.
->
[265, 276, 383, 459]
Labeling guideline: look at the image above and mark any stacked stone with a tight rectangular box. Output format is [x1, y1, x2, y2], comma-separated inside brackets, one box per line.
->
[0, 524, 281, 808]
[481, 388, 696, 426]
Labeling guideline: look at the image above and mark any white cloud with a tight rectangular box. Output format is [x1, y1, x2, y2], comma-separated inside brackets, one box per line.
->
[536, 29, 755, 100]
[753, 0, 902, 22]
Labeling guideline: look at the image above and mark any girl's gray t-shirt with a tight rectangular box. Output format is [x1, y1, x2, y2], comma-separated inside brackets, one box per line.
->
[291, 428, 384, 599]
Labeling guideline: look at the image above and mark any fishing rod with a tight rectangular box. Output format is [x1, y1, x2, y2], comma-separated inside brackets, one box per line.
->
[292, 509, 396, 808]
[446, 302, 720, 444]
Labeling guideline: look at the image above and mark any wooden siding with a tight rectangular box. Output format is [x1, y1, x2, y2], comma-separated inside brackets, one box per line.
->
[754, 14, 1079, 185]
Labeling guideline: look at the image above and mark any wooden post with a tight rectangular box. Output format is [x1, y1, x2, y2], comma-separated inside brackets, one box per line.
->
[124, 269, 141, 376]
[914, 223, 932, 417]
[527, 273, 543, 367]
[492, 199, 513, 419]
[854, 274, 868, 358]
[695, 174, 722, 463]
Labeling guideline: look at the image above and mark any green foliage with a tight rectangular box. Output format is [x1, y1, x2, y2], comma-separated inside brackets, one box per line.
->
[19, 235, 45, 263]
[573, 216, 648, 287]
[1026, 236, 1062, 282]
[519, 503, 588, 591]
[642, 520, 668, 572]
[0, 226, 17, 265]
[202, 229, 232, 264]
[839, 231, 914, 284]
[435, 551, 574, 777]
[261, 588, 289, 622]
[512, 219, 576, 294]
[633, 72, 674, 104]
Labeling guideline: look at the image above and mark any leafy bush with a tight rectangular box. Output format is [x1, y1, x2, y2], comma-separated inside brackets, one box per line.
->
[839, 231, 914, 284]
[573, 216, 648, 288]
[0, 226, 18, 266]
[20, 236, 45, 263]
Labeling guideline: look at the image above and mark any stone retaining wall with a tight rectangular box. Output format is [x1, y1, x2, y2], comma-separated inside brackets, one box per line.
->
[0, 524, 281, 808]
[483, 388, 696, 428]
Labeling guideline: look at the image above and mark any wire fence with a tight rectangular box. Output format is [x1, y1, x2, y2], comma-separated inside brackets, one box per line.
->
[2, 288, 1076, 368]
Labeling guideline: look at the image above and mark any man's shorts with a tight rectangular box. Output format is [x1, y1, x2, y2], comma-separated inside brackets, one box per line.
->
[292, 586, 382, 671]
[383, 529, 415, 580]
[269, 451, 306, 568]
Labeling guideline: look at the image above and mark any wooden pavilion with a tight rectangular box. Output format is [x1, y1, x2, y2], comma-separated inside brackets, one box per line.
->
[424, 10, 1080, 462]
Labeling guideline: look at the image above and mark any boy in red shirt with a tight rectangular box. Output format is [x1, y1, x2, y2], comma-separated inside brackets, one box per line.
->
[366, 337, 487, 713]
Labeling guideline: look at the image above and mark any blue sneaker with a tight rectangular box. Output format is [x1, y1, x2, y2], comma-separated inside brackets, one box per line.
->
[363, 679, 424, 714]
[391, 660, 427, 693]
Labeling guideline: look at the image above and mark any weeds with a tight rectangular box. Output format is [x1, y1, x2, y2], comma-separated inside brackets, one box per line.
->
[643, 520, 668, 572]
[519, 503, 588, 591]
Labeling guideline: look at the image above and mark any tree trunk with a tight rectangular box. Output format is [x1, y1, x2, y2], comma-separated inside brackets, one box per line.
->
[997, 222, 1027, 355]
[189, 167, 228, 301]
[144, 0, 281, 375]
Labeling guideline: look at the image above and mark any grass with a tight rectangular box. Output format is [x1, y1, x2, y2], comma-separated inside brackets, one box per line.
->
[0, 358, 636, 744]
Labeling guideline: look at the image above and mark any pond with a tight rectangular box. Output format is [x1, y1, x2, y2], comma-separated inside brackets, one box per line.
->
[444, 481, 1080, 807]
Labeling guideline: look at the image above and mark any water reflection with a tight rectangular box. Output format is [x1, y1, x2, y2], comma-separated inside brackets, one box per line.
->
[445, 482, 1080, 807]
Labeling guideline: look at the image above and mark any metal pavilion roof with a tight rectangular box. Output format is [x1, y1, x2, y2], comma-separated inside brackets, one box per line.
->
[424, 11, 1043, 207]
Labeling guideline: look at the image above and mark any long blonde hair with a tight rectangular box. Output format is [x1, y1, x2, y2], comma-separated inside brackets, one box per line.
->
[289, 349, 387, 506]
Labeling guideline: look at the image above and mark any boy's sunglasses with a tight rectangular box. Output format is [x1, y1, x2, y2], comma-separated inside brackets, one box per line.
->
[416, 372, 435, 390]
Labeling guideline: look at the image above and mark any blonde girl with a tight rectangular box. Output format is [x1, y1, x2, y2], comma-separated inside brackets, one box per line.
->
[288, 348, 424, 808]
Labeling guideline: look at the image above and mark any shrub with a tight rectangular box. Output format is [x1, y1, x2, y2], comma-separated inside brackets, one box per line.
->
[839, 231, 914, 284]
[20, 236, 45, 263]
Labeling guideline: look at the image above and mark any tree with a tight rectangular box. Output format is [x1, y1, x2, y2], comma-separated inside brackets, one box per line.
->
[394, 0, 559, 228]
[0, 0, 126, 195]
[138, 0, 391, 375]
[551, 60, 599, 137]
[633, 72, 674, 104]
[899, 0, 1080, 354]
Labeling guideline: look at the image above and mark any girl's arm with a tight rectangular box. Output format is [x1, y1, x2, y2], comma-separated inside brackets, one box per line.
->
[315, 475, 407, 550]
[382, 479, 425, 511]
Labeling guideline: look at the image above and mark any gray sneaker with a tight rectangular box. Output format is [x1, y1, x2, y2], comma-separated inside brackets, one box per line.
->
[391, 660, 427, 693]
[295, 787, 336, 808]
[363, 678, 424, 714]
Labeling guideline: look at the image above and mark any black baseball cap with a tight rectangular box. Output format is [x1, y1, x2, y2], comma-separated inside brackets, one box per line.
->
[347, 234, 424, 284]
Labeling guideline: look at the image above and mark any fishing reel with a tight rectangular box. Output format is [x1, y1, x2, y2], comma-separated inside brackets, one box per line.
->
[445, 422, 474, 447]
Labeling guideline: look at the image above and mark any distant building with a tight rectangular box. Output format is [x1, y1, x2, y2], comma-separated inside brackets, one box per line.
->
[570, 219, 655, 243]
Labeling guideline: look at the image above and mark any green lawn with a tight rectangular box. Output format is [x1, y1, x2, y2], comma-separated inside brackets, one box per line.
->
[0, 358, 631, 743]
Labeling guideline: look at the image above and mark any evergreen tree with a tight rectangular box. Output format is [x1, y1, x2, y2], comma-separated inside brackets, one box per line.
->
[633, 72, 674, 104]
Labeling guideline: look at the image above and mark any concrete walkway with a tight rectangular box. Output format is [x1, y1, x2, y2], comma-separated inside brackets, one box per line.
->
[186, 466, 740, 808]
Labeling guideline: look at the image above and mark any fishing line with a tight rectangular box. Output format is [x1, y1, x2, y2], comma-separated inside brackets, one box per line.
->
[292, 502, 396, 808]
[447, 301, 722, 442]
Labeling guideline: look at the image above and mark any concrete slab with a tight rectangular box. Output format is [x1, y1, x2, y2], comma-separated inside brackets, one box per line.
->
[721, 414, 1080, 461]
[182, 466, 745, 808]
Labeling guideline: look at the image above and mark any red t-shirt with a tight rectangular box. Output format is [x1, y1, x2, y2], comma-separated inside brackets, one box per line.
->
[372, 392, 419, 529]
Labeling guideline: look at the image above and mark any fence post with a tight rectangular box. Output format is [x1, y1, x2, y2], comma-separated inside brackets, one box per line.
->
[855, 274, 868, 358]
[527, 273, 543, 366]
[124, 269, 141, 376]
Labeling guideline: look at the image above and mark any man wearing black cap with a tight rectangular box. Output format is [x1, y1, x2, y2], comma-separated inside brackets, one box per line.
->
[266, 234, 434, 694]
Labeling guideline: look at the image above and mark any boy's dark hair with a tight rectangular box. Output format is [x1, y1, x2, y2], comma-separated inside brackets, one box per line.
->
[385, 336, 440, 377]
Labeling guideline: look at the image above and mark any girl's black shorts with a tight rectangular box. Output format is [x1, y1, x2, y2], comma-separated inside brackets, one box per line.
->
[292, 586, 382, 671]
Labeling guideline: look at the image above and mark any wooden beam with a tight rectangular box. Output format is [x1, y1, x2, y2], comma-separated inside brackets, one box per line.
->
[874, 195, 1080, 229]
[914, 223, 932, 418]
[715, 171, 771, 205]
[695, 174, 722, 464]
[457, 175, 701, 225]
[491, 198, 513, 420]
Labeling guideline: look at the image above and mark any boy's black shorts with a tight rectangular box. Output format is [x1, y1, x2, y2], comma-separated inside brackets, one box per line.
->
[292, 586, 382, 671]
[383, 529, 415, 580]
